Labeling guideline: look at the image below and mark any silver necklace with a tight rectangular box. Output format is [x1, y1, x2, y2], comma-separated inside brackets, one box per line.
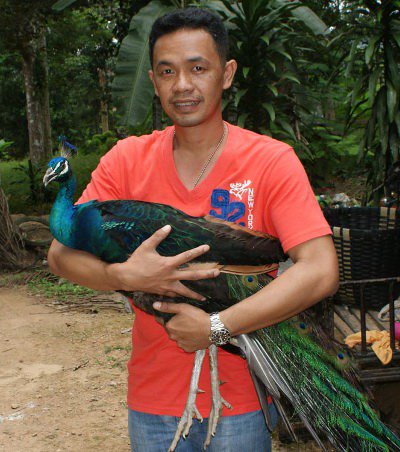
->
[173, 122, 228, 189]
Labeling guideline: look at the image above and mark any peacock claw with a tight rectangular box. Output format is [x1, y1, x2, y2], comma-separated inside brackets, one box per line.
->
[168, 349, 206, 452]
[169, 396, 203, 451]
[204, 394, 232, 449]
[204, 344, 233, 450]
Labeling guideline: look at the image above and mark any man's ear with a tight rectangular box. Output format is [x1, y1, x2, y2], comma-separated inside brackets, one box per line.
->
[148, 70, 159, 97]
[223, 59, 237, 90]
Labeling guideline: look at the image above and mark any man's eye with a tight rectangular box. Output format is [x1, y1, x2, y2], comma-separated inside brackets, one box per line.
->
[193, 66, 204, 72]
[162, 69, 173, 75]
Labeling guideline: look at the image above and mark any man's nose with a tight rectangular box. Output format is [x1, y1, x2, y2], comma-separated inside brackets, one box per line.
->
[173, 71, 194, 92]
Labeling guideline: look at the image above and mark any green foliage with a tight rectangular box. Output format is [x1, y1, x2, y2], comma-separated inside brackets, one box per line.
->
[213, 0, 302, 135]
[112, 0, 174, 126]
[11, 160, 51, 206]
[1, 153, 101, 213]
[27, 271, 98, 300]
[0, 0, 398, 200]
[82, 131, 119, 155]
[0, 50, 28, 159]
[206, 0, 349, 185]
[52, 0, 77, 11]
[0, 139, 14, 161]
[342, 1, 400, 196]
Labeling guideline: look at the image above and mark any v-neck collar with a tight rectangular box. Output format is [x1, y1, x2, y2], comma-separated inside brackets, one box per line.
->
[162, 121, 233, 200]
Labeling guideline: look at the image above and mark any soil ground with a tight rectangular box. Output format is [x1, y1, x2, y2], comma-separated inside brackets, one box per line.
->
[0, 286, 325, 452]
[0, 286, 132, 452]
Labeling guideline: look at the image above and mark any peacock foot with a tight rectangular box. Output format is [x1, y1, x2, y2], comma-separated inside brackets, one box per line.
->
[168, 349, 206, 452]
[169, 396, 203, 451]
[204, 344, 232, 450]
[204, 387, 231, 449]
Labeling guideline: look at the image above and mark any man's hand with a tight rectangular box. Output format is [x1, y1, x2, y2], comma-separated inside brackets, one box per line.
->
[107, 225, 219, 301]
[153, 301, 211, 352]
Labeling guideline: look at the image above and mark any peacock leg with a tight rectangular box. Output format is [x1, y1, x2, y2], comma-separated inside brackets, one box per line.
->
[204, 344, 232, 449]
[168, 349, 207, 452]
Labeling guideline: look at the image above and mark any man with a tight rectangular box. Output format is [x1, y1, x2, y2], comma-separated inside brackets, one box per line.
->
[48, 8, 338, 452]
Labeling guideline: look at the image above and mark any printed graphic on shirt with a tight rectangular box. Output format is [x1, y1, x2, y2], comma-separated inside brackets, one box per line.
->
[209, 189, 246, 226]
[229, 180, 255, 229]
[209, 181, 255, 228]
[229, 180, 252, 200]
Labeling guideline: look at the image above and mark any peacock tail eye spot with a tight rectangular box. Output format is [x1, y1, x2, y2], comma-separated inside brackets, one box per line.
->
[334, 349, 351, 368]
[241, 275, 259, 290]
[294, 320, 311, 335]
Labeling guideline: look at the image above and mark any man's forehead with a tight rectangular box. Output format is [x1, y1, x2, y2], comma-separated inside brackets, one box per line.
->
[156, 56, 209, 68]
[152, 28, 220, 62]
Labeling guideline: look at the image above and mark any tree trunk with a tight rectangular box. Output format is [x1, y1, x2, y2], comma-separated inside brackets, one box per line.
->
[0, 188, 25, 270]
[20, 22, 52, 166]
[98, 68, 109, 133]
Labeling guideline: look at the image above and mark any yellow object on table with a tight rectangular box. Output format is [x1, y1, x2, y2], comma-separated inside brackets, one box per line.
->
[345, 330, 398, 365]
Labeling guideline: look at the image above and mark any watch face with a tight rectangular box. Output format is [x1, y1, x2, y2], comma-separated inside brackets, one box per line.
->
[211, 329, 231, 345]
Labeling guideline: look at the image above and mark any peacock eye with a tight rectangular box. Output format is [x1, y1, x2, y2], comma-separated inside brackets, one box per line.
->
[334, 349, 351, 369]
[241, 275, 259, 290]
[294, 320, 311, 335]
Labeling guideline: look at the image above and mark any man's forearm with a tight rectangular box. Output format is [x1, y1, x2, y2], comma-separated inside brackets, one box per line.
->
[48, 239, 121, 291]
[220, 258, 337, 336]
[220, 235, 339, 336]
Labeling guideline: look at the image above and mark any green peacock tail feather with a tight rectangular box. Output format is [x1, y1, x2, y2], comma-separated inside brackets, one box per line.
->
[253, 323, 400, 451]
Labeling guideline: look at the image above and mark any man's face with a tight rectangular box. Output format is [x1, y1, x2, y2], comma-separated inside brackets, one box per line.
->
[149, 28, 236, 128]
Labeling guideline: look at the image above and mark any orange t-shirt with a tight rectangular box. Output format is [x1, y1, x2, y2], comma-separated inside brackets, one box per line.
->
[78, 122, 331, 417]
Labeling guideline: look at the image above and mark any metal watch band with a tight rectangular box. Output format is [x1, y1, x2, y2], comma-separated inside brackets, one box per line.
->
[210, 312, 225, 330]
[209, 312, 231, 345]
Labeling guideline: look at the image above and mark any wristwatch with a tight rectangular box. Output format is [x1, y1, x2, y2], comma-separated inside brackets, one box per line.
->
[209, 312, 231, 345]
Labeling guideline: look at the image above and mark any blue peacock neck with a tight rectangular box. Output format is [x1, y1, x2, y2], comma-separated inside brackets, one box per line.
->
[49, 174, 76, 247]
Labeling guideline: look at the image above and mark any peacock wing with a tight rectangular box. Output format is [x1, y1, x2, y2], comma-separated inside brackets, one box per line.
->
[91, 199, 286, 265]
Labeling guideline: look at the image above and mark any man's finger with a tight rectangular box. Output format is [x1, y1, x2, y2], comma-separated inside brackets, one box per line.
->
[175, 268, 220, 281]
[141, 225, 171, 249]
[170, 244, 210, 266]
[174, 282, 207, 301]
[153, 301, 182, 313]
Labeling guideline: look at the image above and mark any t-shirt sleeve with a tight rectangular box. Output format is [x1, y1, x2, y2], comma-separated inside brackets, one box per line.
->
[263, 147, 332, 253]
[77, 143, 124, 204]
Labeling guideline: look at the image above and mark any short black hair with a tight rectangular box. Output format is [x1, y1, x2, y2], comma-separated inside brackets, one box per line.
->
[149, 8, 228, 67]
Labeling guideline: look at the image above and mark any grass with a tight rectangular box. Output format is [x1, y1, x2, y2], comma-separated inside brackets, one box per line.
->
[0, 269, 98, 301]
[0, 271, 33, 287]
[0, 152, 101, 214]
[103, 344, 131, 369]
[26, 271, 98, 301]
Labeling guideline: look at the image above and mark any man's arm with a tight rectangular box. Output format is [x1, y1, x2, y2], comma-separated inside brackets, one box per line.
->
[47, 225, 220, 301]
[153, 235, 338, 351]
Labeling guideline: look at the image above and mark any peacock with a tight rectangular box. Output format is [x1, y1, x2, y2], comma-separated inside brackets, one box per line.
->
[44, 151, 400, 452]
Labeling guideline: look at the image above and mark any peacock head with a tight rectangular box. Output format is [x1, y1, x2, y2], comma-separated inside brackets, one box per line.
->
[43, 157, 72, 187]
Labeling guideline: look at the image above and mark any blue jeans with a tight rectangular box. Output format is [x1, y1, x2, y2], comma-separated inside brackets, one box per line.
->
[128, 406, 278, 452]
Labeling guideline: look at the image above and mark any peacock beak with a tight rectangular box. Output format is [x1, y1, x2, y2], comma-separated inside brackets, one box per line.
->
[43, 168, 56, 187]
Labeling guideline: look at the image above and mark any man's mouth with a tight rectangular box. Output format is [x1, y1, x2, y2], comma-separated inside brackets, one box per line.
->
[174, 101, 200, 107]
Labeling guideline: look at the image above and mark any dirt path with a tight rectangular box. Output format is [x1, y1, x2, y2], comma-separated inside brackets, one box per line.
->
[0, 287, 132, 451]
[0, 286, 324, 452]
